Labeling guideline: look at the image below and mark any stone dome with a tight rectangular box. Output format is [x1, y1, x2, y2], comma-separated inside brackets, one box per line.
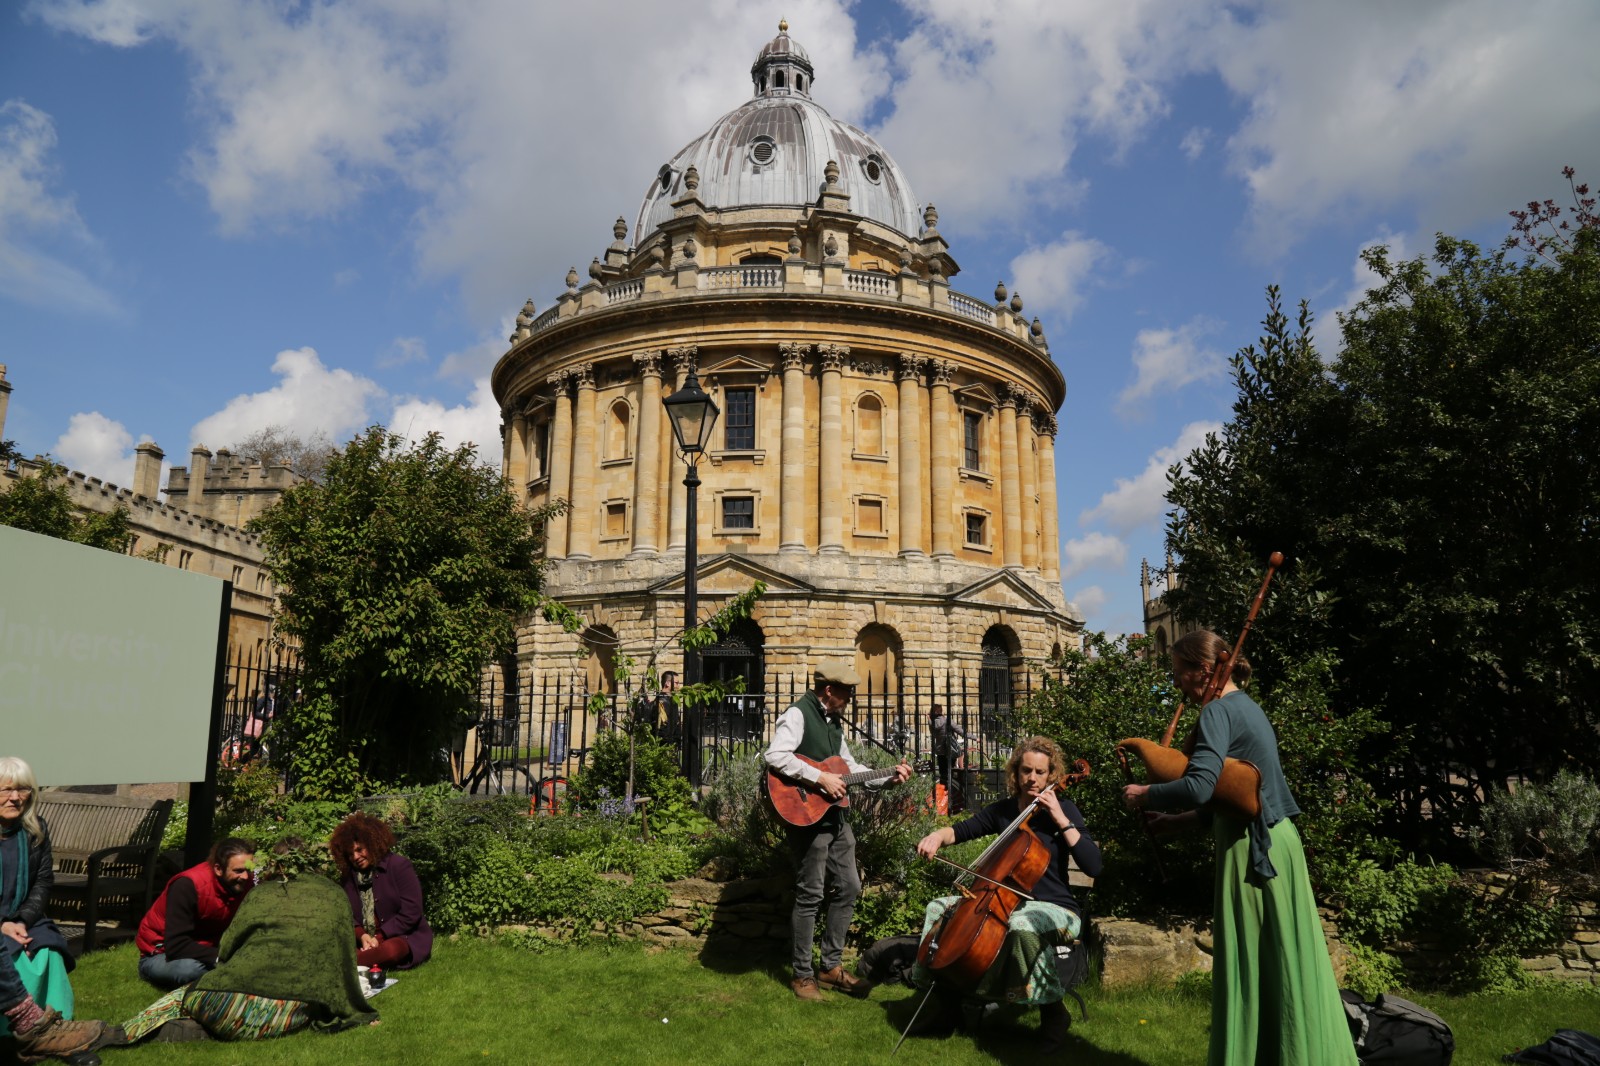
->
[635, 22, 923, 243]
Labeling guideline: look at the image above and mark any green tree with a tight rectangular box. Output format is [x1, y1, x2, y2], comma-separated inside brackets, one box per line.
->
[250, 426, 567, 794]
[1168, 218, 1600, 850]
[0, 459, 132, 552]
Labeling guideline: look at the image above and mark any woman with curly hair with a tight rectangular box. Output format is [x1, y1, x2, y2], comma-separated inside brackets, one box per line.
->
[328, 814, 432, 970]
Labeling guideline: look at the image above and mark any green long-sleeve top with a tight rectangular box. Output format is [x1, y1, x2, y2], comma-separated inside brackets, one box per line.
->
[1144, 690, 1300, 879]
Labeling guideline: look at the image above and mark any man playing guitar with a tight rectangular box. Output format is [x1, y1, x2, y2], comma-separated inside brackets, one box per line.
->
[764, 661, 912, 1001]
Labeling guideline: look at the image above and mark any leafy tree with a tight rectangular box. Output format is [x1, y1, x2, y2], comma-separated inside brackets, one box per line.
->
[0, 439, 19, 464]
[228, 424, 335, 481]
[0, 459, 132, 552]
[250, 426, 568, 793]
[1167, 198, 1600, 850]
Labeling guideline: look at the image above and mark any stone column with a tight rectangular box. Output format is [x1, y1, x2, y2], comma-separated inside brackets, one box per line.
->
[547, 371, 574, 559]
[928, 360, 956, 559]
[630, 351, 663, 556]
[665, 346, 696, 553]
[1036, 411, 1062, 584]
[896, 353, 927, 558]
[779, 341, 810, 552]
[999, 384, 1023, 569]
[187, 445, 212, 518]
[1015, 392, 1039, 573]
[566, 363, 597, 560]
[507, 407, 529, 496]
[817, 343, 849, 554]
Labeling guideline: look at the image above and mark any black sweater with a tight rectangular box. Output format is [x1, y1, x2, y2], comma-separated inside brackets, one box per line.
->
[951, 797, 1102, 917]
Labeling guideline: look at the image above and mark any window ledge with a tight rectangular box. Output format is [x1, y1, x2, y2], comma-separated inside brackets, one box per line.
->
[963, 542, 993, 554]
[714, 527, 761, 536]
[852, 451, 889, 463]
[600, 457, 633, 469]
[710, 449, 765, 465]
[853, 530, 890, 539]
[959, 467, 993, 485]
[527, 475, 550, 492]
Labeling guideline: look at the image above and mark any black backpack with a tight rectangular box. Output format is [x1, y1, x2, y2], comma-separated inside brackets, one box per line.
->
[1341, 990, 1454, 1066]
[1503, 1030, 1600, 1066]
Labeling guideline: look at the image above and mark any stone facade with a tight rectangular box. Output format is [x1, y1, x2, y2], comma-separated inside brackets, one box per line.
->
[492, 25, 1083, 694]
[1140, 553, 1198, 659]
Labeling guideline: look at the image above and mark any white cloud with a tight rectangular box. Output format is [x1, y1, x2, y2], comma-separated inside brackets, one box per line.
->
[0, 99, 115, 313]
[24, 0, 155, 47]
[51, 411, 135, 487]
[1008, 232, 1111, 324]
[1081, 420, 1220, 534]
[1062, 531, 1127, 579]
[1116, 317, 1227, 415]
[190, 347, 385, 450]
[437, 326, 513, 383]
[1322, 228, 1411, 334]
[1179, 126, 1209, 160]
[1216, 1, 1600, 249]
[387, 377, 501, 457]
[376, 336, 428, 370]
[1069, 584, 1108, 619]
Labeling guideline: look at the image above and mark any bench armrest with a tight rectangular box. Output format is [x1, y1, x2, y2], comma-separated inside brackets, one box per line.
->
[85, 842, 160, 879]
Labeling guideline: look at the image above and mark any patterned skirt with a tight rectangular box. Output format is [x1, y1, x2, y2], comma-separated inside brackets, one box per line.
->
[911, 897, 1082, 1006]
[122, 987, 313, 1043]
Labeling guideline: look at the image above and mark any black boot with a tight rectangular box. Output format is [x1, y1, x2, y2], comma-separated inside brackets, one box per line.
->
[903, 986, 961, 1039]
[1038, 999, 1072, 1054]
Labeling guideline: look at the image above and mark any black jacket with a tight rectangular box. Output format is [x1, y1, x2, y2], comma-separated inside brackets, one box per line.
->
[2, 815, 54, 929]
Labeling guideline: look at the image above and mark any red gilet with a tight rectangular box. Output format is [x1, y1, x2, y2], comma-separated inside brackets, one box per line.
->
[135, 862, 242, 956]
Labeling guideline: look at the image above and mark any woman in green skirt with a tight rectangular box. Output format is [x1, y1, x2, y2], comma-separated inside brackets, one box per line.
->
[1122, 630, 1355, 1066]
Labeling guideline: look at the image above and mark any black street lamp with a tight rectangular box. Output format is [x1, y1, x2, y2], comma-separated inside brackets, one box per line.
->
[663, 367, 719, 785]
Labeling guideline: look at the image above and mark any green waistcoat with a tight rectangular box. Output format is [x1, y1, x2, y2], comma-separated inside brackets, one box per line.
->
[792, 691, 842, 761]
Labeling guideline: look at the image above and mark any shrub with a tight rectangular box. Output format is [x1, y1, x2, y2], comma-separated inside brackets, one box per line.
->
[570, 727, 694, 813]
[1475, 770, 1600, 873]
[1342, 943, 1407, 1000]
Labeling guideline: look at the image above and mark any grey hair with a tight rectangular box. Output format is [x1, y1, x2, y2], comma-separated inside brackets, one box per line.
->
[0, 757, 43, 838]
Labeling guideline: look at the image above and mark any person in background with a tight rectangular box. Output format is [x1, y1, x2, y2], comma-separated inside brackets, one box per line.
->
[243, 682, 276, 763]
[1121, 629, 1355, 1066]
[328, 813, 432, 970]
[136, 839, 256, 990]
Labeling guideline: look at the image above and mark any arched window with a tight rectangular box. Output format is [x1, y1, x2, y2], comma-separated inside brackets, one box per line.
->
[855, 394, 884, 456]
[797, 75, 805, 92]
[775, 70, 786, 88]
[607, 400, 631, 461]
[582, 625, 618, 695]
[854, 623, 902, 703]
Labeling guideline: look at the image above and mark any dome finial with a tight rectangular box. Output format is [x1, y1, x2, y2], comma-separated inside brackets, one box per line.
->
[779, 18, 788, 33]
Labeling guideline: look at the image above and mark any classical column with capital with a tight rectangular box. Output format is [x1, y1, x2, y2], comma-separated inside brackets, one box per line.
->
[1016, 393, 1039, 572]
[1036, 410, 1062, 584]
[999, 383, 1024, 569]
[817, 343, 848, 554]
[507, 407, 529, 497]
[779, 341, 810, 552]
[547, 371, 574, 559]
[665, 346, 696, 553]
[630, 351, 663, 556]
[896, 353, 927, 558]
[928, 359, 956, 559]
[566, 363, 598, 560]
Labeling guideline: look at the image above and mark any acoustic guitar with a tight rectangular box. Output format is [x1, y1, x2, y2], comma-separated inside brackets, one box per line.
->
[765, 753, 931, 827]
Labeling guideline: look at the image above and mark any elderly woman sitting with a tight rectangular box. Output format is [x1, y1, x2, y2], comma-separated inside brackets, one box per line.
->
[0, 757, 76, 1029]
[122, 840, 377, 1043]
[329, 813, 432, 971]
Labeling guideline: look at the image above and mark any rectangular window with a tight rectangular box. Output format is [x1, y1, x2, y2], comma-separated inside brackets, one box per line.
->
[725, 387, 756, 450]
[963, 411, 982, 470]
[605, 502, 628, 537]
[965, 513, 986, 546]
[722, 495, 755, 529]
[858, 499, 883, 534]
[178, 549, 194, 570]
[533, 421, 550, 478]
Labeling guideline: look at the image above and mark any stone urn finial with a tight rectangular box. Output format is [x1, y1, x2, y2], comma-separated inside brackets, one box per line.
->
[928, 257, 944, 279]
[994, 280, 1008, 304]
[788, 230, 803, 256]
[589, 257, 604, 280]
[613, 216, 628, 241]
[1010, 291, 1024, 313]
[824, 159, 840, 187]
[923, 202, 939, 230]
[684, 236, 697, 261]
[566, 266, 580, 291]
[684, 165, 700, 192]
[824, 233, 838, 258]
[899, 247, 914, 272]
[1031, 316, 1044, 337]
[522, 298, 536, 315]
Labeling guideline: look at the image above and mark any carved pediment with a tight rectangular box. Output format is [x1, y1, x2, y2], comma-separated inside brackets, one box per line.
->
[947, 569, 1060, 613]
[954, 382, 999, 409]
[703, 353, 773, 382]
[648, 553, 817, 596]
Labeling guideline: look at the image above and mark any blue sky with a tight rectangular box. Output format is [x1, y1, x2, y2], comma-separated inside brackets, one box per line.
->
[2, 0, 1597, 637]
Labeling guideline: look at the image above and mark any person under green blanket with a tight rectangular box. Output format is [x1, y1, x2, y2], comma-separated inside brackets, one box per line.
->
[122, 840, 378, 1043]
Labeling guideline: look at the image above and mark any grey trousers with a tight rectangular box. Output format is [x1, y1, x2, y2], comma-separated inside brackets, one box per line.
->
[787, 816, 862, 979]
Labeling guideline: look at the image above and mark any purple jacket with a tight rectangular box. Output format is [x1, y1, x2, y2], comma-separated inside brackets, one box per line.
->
[341, 852, 433, 968]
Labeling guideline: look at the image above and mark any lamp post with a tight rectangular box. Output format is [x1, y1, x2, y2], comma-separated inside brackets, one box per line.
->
[663, 367, 719, 786]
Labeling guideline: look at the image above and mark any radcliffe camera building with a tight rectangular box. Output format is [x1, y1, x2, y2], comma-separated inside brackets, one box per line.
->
[492, 23, 1083, 703]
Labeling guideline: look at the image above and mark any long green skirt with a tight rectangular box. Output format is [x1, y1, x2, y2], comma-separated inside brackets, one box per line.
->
[1210, 816, 1357, 1066]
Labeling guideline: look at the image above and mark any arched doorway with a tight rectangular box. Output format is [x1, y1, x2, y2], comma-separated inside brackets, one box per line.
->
[701, 618, 765, 746]
[979, 625, 1018, 741]
[581, 625, 618, 695]
[854, 623, 902, 724]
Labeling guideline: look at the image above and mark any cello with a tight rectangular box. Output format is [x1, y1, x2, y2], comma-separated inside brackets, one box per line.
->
[913, 758, 1091, 991]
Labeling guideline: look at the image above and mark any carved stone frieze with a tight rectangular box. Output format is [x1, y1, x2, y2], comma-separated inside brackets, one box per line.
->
[632, 350, 663, 377]
[897, 353, 927, 381]
[931, 359, 956, 386]
[573, 363, 596, 389]
[778, 341, 811, 371]
[817, 343, 850, 372]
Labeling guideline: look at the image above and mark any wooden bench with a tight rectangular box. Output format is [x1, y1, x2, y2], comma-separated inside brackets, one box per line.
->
[37, 792, 175, 953]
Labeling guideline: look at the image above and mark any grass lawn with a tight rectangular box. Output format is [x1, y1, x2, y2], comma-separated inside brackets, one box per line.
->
[58, 937, 1600, 1065]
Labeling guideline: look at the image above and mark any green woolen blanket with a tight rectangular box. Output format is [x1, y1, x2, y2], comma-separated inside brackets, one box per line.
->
[193, 876, 377, 1032]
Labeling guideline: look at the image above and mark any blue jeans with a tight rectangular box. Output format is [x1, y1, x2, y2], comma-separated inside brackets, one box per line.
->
[0, 951, 27, 1012]
[138, 953, 210, 990]
[787, 816, 861, 980]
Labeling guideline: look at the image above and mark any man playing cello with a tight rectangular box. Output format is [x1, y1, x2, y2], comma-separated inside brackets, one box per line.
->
[911, 736, 1102, 1052]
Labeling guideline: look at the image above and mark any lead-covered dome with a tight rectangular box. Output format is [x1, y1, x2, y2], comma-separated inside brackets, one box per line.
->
[635, 22, 923, 242]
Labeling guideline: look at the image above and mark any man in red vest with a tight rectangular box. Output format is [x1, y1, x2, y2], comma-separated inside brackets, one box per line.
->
[135, 838, 256, 989]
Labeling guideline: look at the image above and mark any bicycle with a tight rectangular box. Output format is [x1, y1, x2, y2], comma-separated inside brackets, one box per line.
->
[462, 717, 537, 797]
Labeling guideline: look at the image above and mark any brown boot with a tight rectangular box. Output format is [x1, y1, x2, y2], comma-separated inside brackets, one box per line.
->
[790, 975, 824, 1002]
[14, 1009, 107, 1064]
[816, 965, 872, 998]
